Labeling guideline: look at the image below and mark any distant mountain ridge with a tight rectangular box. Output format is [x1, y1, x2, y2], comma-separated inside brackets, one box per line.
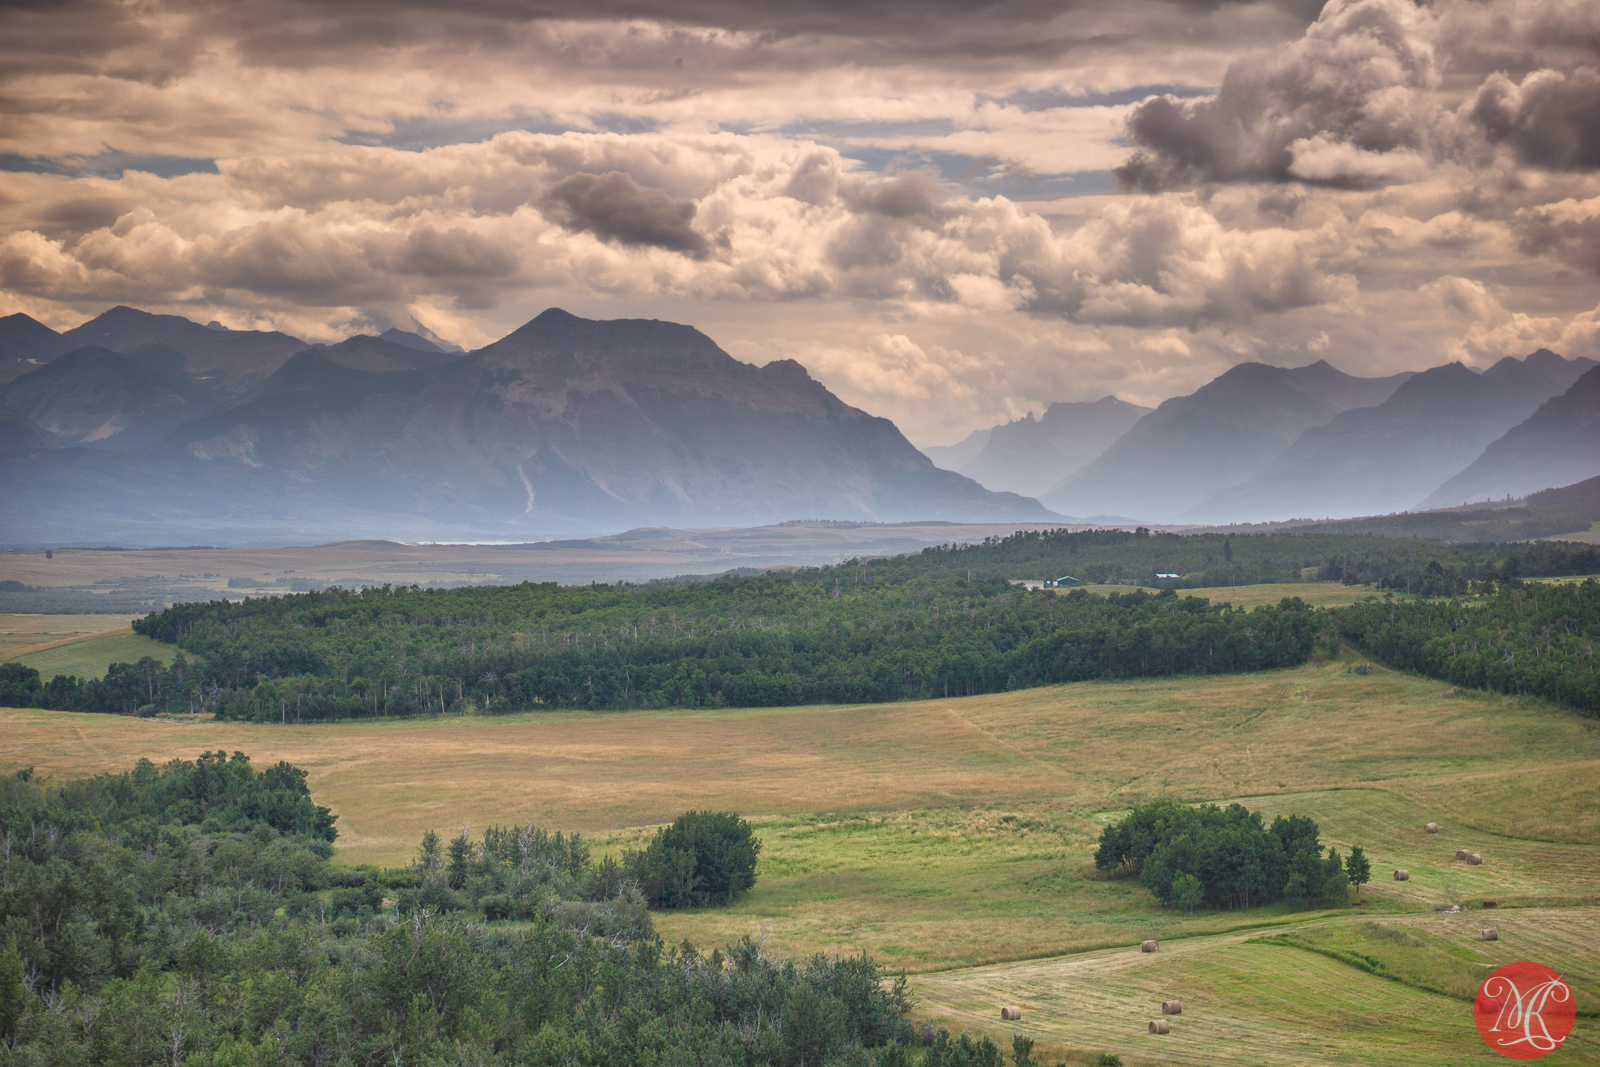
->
[926, 396, 1150, 498]
[1, 308, 1053, 542]
[1044, 360, 1415, 520]
[1421, 363, 1600, 508]
[1190, 351, 1596, 523]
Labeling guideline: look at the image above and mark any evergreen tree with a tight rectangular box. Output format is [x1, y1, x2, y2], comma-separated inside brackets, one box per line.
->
[1346, 845, 1371, 897]
[446, 829, 472, 890]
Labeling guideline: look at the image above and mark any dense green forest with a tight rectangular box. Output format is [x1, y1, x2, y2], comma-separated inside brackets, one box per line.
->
[0, 755, 942, 1067]
[1331, 579, 1600, 713]
[3, 529, 1597, 721]
[21, 575, 1316, 719]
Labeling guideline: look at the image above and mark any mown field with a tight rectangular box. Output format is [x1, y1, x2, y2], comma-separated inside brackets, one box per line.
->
[0, 613, 145, 659]
[8, 625, 177, 679]
[3, 641, 1598, 1064]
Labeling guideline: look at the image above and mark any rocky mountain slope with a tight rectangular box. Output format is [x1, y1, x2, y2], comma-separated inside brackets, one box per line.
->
[930, 396, 1150, 498]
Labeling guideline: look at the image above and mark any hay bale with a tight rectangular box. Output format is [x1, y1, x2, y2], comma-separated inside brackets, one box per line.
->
[1141, 940, 1159, 953]
[1000, 1006, 1022, 1021]
[1466, 852, 1483, 866]
[1162, 1000, 1182, 1015]
[1424, 822, 1440, 833]
[1456, 849, 1469, 861]
[1482, 928, 1499, 941]
[1148, 1019, 1170, 1034]
[1393, 869, 1409, 881]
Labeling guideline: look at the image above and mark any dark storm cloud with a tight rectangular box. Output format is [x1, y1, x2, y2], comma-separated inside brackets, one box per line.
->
[1115, 0, 1600, 191]
[1470, 68, 1600, 172]
[545, 171, 709, 257]
[1115, 0, 1439, 191]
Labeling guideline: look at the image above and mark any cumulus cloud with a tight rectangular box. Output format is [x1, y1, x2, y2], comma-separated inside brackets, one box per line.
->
[4, 0, 1600, 443]
[545, 171, 710, 257]
[1470, 67, 1600, 172]
[1117, 0, 1444, 190]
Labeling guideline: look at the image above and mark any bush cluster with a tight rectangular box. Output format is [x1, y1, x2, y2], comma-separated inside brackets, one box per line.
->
[0, 758, 914, 1067]
[1095, 799, 1363, 911]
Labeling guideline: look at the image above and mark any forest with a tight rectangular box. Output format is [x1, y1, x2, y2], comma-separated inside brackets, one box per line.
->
[3, 529, 1596, 721]
[0, 755, 933, 1067]
[19, 575, 1317, 719]
[1331, 579, 1600, 713]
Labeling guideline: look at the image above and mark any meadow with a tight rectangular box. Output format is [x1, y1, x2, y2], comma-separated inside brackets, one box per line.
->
[3, 639, 1598, 1063]
[8, 625, 176, 679]
[0, 612, 144, 659]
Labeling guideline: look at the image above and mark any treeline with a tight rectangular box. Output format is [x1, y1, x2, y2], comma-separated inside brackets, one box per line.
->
[0, 756, 934, 1067]
[6, 578, 1316, 720]
[1332, 579, 1600, 713]
[858, 527, 1600, 591]
[1095, 799, 1369, 911]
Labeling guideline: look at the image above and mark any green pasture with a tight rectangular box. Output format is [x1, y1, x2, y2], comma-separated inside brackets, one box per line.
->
[12, 628, 178, 680]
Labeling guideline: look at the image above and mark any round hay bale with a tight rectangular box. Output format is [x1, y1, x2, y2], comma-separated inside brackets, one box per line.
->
[1466, 852, 1483, 866]
[1424, 822, 1440, 833]
[1141, 940, 1159, 953]
[1162, 1000, 1182, 1015]
[1148, 1019, 1170, 1034]
[1482, 928, 1499, 941]
[1393, 869, 1409, 881]
[1455, 849, 1469, 861]
[1000, 1006, 1022, 1021]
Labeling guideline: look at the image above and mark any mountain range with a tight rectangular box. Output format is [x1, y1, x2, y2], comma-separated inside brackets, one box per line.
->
[0, 307, 1050, 543]
[5, 301, 1599, 545]
[926, 349, 1597, 526]
[926, 396, 1149, 498]
[1039, 360, 1415, 519]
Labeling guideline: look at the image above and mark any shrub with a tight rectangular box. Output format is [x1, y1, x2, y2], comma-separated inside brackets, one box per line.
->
[627, 810, 761, 908]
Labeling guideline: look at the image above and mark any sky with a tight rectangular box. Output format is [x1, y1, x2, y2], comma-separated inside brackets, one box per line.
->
[1, 0, 1598, 445]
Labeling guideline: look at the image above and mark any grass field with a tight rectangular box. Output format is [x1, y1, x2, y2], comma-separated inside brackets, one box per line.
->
[3, 650, 1598, 1064]
[0, 613, 145, 660]
[10, 627, 177, 679]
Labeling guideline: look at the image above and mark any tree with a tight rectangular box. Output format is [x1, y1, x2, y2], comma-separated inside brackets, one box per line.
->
[1346, 845, 1371, 898]
[1321, 848, 1348, 906]
[446, 829, 472, 890]
[1172, 873, 1205, 915]
[628, 810, 762, 908]
[0, 939, 24, 1044]
[1224, 537, 1233, 562]
[416, 829, 442, 875]
[1012, 1033, 1039, 1067]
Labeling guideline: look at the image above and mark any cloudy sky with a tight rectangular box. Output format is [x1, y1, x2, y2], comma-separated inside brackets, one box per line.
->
[2, 0, 1598, 443]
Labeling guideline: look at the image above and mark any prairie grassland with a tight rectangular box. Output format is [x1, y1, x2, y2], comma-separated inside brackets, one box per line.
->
[4, 653, 1598, 1065]
[0, 614, 145, 659]
[10, 628, 177, 679]
[912, 909, 1600, 1067]
[1, 658, 1597, 865]
[642, 785, 1600, 972]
